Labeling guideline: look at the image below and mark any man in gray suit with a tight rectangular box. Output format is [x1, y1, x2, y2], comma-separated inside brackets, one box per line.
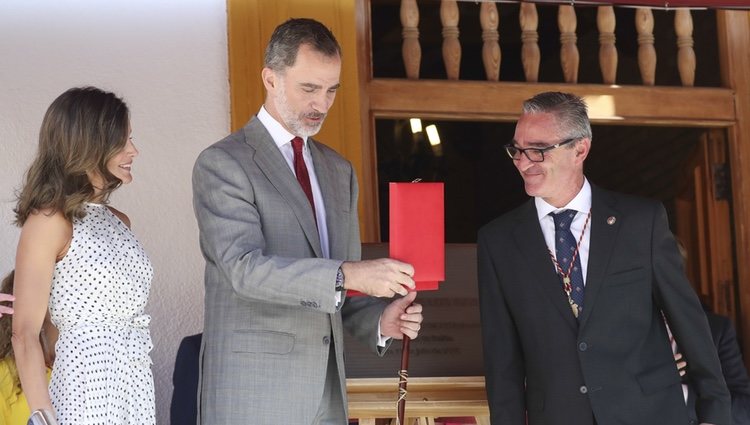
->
[193, 18, 424, 425]
[477, 92, 729, 425]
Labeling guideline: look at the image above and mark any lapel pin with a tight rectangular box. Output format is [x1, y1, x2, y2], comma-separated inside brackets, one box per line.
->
[607, 216, 616, 225]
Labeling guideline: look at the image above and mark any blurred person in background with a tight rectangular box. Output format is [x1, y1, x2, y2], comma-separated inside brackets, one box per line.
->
[0, 271, 57, 425]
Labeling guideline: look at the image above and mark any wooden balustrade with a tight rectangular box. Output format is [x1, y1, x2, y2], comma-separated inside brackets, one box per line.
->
[347, 376, 490, 425]
[558, 5, 579, 83]
[676, 9, 696, 86]
[480, 2, 500, 81]
[394, 1, 704, 88]
[519, 2, 540, 82]
[401, 0, 420, 79]
[598, 6, 617, 84]
[635, 8, 657, 85]
[441, 0, 461, 80]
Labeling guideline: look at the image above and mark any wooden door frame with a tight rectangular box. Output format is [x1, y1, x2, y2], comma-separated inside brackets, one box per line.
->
[675, 130, 736, 320]
[717, 10, 750, 361]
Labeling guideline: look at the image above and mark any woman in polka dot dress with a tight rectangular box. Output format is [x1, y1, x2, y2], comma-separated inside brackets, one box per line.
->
[11, 87, 155, 425]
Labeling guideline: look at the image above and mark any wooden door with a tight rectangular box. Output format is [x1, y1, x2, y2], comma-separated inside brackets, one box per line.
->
[674, 129, 736, 321]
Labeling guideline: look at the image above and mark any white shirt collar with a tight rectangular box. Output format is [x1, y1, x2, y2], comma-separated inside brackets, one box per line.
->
[535, 178, 592, 221]
[257, 106, 308, 150]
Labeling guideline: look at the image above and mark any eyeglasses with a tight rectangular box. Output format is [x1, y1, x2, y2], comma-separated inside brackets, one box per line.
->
[504, 138, 579, 163]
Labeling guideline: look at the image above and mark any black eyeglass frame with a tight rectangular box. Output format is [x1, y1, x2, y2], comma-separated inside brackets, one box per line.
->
[504, 137, 580, 163]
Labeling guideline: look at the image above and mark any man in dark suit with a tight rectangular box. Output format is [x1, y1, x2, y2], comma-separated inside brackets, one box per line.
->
[705, 311, 750, 424]
[672, 241, 750, 425]
[192, 18, 423, 425]
[477, 91, 730, 425]
[170, 333, 202, 425]
[678, 308, 750, 425]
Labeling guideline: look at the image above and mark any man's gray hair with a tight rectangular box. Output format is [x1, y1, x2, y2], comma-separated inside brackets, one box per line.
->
[264, 18, 341, 72]
[522, 92, 592, 142]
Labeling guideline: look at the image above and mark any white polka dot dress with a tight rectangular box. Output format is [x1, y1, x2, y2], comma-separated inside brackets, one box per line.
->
[49, 203, 155, 425]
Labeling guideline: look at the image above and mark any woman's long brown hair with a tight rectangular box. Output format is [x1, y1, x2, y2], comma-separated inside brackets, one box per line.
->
[14, 86, 130, 225]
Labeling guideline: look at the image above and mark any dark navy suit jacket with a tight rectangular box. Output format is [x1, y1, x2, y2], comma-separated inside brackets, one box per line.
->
[171, 333, 202, 425]
[686, 312, 750, 425]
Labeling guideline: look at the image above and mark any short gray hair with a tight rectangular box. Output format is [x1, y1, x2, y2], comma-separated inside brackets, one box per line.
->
[522, 92, 592, 142]
[264, 18, 341, 72]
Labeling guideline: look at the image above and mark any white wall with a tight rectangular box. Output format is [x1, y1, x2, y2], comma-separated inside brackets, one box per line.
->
[0, 1, 229, 423]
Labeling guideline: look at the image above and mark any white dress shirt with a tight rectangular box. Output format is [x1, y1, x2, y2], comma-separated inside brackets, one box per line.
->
[535, 178, 592, 285]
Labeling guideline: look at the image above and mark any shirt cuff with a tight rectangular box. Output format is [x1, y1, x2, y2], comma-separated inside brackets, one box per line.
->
[377, 316, 391, 347]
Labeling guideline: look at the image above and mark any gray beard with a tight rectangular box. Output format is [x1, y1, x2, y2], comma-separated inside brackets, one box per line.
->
[276, 93, 324, 137]
[285, 116, 322, 138]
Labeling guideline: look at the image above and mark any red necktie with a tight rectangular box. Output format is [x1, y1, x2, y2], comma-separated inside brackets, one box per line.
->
[291, 137, 316, 222]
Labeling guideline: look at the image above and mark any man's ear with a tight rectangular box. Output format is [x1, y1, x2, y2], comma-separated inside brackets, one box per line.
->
[575, 138, 591, 164]
[261, 67, 276, 91]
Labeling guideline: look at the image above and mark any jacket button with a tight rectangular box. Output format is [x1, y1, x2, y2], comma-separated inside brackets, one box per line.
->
[579, 386, 588, 394]
[578, 342, 588, 351]
[323, 336, 331, 345]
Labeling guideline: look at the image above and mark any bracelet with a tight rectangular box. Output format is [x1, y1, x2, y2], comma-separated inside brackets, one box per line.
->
[28, 409, 58, 425]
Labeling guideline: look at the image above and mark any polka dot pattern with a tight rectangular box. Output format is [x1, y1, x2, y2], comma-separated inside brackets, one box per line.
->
[49, 203, 155, 424]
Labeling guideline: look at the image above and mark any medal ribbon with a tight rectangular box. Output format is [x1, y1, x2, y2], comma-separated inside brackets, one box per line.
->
[548, 210, 591, 317]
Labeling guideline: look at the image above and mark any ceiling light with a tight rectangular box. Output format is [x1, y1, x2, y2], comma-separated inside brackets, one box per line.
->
[426, 124, 441, 146]
[410, 118, 423, 134]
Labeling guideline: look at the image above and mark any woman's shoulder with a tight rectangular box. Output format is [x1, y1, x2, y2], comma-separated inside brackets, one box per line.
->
[18, 209, 73, 262]
[21, 209, 72, 243]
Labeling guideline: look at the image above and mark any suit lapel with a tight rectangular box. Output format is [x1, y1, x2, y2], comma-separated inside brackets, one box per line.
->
[512, 200, 578, 332]
[578, 186, 621, 328]
[310, 139, 346, 260]
[243, 118, 323, 258]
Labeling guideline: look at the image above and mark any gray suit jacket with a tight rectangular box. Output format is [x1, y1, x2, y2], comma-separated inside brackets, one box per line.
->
[192, 117, 387, 425]
[477, 185, 730, 425]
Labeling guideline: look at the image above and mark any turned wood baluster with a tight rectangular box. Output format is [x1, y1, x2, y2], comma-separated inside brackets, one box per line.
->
[401, 0, 421, 79]
[441, 0, 461, 80]
[598, 6, 617, 84]
[558, 5, 579, 83]
[675, 9, 696, 87]
[519, 2, 540, 83]
[480, 2, 500, 81]
[636, 8, 656, 86]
